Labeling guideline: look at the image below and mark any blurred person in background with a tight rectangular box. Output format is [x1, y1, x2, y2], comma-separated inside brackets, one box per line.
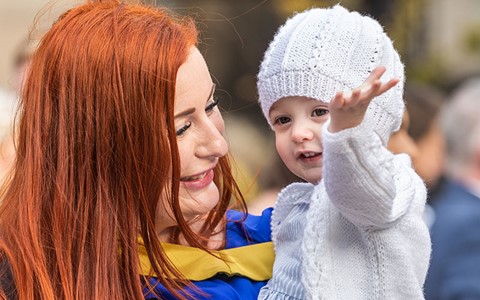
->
[404, 83, 446, 198]
[388, 82, 446, 195]
[0, 37, 36, 185]
[388, 82, 447, 227]
[424, 77, 480, 300]
[0, 88, 16, 184]
[11, 37, 38, 95]
[387, 108, 420, 161]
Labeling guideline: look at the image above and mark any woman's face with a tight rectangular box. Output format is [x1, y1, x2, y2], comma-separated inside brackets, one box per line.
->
[172, 47, 228, 223]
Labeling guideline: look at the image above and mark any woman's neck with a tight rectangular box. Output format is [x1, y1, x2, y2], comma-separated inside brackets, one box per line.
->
[156, 218, 226, 250]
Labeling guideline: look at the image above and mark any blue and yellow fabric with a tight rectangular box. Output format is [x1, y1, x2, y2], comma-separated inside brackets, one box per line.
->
[141, 208, 274, 299]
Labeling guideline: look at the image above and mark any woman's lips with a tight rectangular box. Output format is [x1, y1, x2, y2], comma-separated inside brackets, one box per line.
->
[180, 169, 215, 190]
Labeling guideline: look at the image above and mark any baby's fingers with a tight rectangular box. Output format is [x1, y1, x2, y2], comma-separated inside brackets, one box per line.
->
[364, 66, 386, 84]
[330, 91, 345, 109]
[349, 88, 362, 106]
[377, 78, 399, 95]
[360, 80, 382, 103]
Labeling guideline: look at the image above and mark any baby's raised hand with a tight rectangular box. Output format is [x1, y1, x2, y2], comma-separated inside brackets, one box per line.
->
[328, 66, 399, 133]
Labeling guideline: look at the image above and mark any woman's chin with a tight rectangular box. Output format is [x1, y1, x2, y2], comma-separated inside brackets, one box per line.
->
[179, 183, 220, 219]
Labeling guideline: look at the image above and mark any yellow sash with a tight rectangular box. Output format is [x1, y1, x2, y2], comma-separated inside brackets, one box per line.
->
[138, 241, 274, 281]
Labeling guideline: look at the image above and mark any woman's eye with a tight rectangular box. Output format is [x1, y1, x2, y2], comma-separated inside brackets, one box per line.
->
[312, 108, 329, 117]
[205, 97, 220, 113]
[176, 121, 192, 136]
[273, 116, 291, 125]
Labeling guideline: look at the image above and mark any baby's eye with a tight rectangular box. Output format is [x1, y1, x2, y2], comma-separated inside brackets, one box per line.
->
[312, 108, 329, 117]
[205, 97, 220, 114]
[273, 116, 291, 125]
[176, 121, 192, 136]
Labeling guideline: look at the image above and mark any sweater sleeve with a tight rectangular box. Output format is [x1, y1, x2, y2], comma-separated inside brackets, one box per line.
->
[321, 118, 424, 229]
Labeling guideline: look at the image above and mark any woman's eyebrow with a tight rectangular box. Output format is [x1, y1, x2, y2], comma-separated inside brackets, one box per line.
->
[174, 107, 195, 119]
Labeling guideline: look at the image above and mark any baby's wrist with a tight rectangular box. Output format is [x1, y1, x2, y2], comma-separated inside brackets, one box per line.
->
[328, 118, 363, 133]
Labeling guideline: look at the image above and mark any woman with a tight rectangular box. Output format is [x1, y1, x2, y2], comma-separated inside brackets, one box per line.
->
[0, 1, 273, 299]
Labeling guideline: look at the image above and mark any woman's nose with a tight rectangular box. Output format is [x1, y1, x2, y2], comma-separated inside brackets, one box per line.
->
[197, 117, 228, 158]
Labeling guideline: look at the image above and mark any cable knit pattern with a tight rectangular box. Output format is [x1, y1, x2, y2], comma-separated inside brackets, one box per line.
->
[300, 120, 431, 300]
[260, 120, 431, 300]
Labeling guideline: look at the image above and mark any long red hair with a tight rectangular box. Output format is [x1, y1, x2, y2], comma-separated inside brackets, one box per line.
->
[0, 0, 245, 299]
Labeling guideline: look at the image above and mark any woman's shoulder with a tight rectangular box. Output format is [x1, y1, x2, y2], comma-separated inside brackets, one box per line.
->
[225, 208, 273, 248]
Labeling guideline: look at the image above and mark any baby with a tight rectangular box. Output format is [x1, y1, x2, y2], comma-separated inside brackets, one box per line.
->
[257, 5, 431, 300]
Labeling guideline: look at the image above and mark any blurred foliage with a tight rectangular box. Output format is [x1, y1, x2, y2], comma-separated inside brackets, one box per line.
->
[270, 0, 360, 18]
[464, 25, 480, 54]
[386, 0, 439, 83]
[388, 0, 425, 57]
[408, 56, 446, 87]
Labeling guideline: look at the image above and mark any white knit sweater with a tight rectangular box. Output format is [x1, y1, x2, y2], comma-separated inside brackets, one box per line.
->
[259, 120, 431, 300]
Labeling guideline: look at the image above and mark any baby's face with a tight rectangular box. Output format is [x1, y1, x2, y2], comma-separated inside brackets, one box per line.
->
[269, 96, 329, 184]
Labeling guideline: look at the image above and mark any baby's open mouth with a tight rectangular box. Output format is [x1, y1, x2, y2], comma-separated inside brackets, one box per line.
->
[299, 152, 321, 158]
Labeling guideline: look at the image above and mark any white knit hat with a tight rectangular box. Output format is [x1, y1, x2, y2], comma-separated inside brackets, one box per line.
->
[257, 5, 405, 145]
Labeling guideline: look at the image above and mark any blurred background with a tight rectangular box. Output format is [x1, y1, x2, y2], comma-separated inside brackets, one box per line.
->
[2, 0, 480, 106]
[1, 0, 480, 200]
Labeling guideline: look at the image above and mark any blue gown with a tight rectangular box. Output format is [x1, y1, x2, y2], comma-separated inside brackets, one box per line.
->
[143, 208, 273, 299]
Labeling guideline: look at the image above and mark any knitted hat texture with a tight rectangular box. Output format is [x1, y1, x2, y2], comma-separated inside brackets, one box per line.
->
[257, 5, 405, 144]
